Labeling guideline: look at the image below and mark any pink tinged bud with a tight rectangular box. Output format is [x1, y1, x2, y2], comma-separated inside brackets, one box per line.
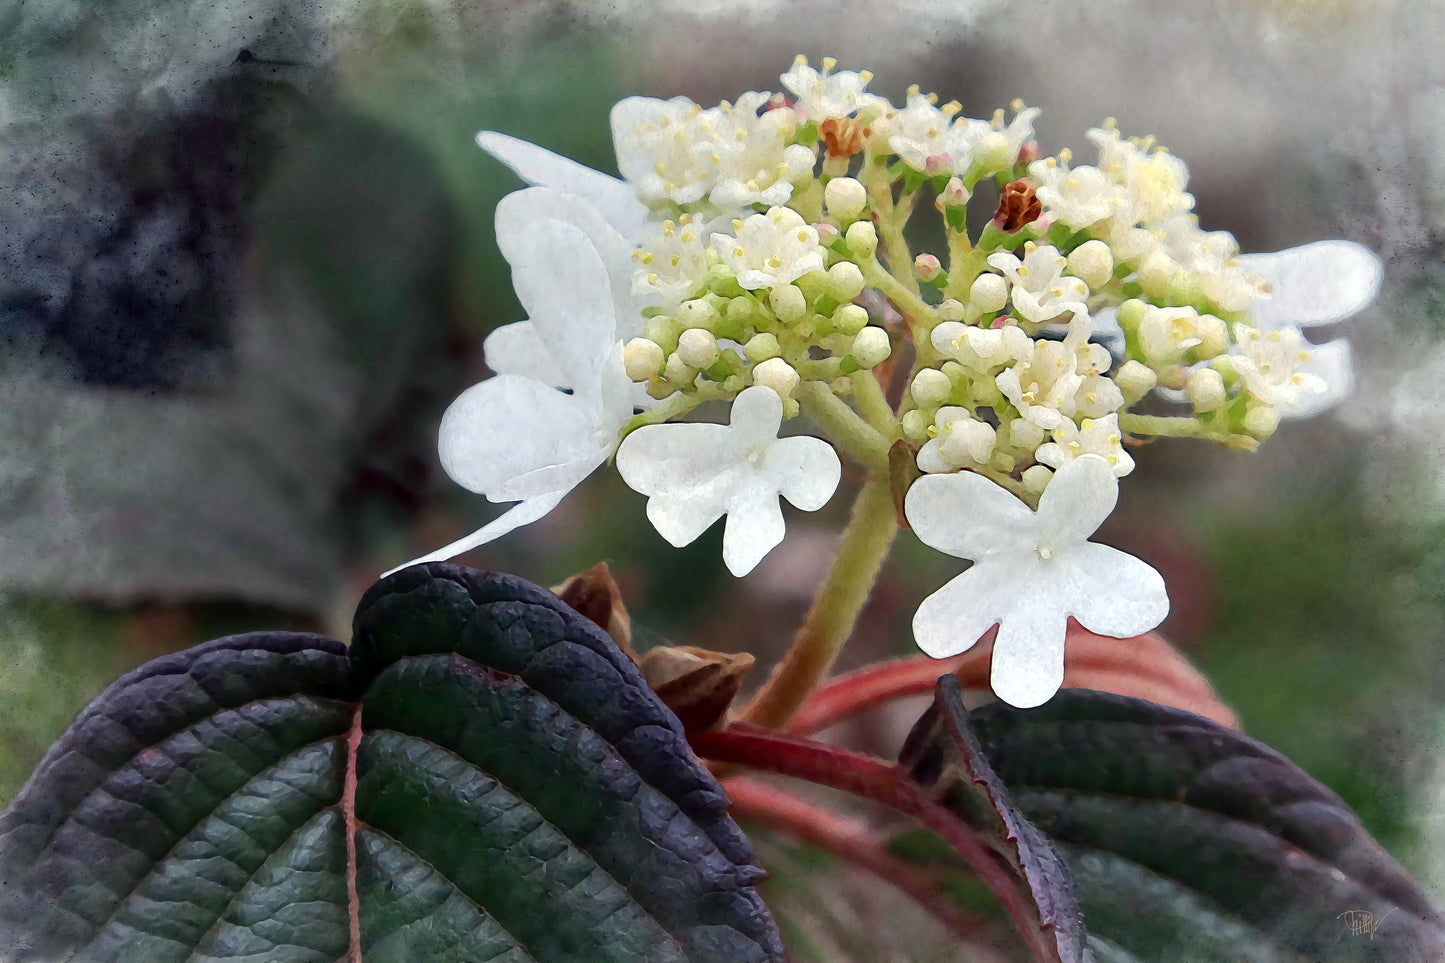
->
[914, 253, 942, 282]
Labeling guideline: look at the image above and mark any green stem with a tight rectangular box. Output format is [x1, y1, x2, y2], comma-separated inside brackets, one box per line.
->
[797, 382, 890, 474]
[1118, 413, 1259, 451]
[851, 370, 897, 433]
[741, 478, 900, 729]
[622, 383, 723, 437]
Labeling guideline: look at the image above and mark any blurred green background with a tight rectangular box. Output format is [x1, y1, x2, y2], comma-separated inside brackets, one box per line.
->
[1, 0, 1442, 956]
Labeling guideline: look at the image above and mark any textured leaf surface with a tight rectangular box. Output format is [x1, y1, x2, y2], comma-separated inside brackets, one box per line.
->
[964, 688, 1445, 961]
[899, 676, 1088, 962]
[0, 564, 782, 961]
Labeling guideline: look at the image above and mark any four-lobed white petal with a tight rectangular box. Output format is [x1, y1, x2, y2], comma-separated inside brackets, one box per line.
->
[616, 386, 841, 577]
[905, 456, 1168, 708]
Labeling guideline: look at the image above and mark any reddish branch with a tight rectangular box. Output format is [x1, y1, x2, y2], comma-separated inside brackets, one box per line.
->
[724, 776, 1013, 961]
[343, 708, 363, 963]
[787, 625, 1237, 736]
[693, 724, 1063, 963]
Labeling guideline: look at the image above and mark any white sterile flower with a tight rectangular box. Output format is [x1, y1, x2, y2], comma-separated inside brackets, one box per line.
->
[1233, 324, 1350, 418]
[616, 385, 842, 576]
[996, 339, 1084, 430]
[631, 214, 711, 310]
[389, 219, 635, 574]
[1237, 240, 1383, 331]
[1036, 414, 1134, 476]
[1028, 159, 1130, 231]
[986, 243, 1089, 324]
[932, 321, 1032, 372]
[714, 207, 826, 290]
[905, 455, 1168, 708]
[780, 56, 878, 122]
[918, 407, 997, 473]
[475, 131, 653, 243]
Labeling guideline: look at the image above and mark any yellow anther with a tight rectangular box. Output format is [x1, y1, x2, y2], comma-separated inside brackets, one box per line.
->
[681, 231, 695, 243]
[670, 255, 680, 267]
[1082, 419, 1094, 430]
[731, 219, 743, 231]
[768, 255, 783, 268]
[822, 56, 837, 71]
[926, 424, 939, 438]
[734, 246, 746, 258]
[796, 229, 810, 242]
[1068, 441, 1081, 452]
[647, 272, 659, 284]
[640, 252, 654, 265]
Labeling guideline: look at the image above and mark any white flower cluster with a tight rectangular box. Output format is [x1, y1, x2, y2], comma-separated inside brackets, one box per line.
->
[396, 57, 1383, 709]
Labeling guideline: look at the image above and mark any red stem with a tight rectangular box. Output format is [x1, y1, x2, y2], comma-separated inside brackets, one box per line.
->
[787, 626, 1237, 736]
[723, 776, 1012, 961]
[693, 724, 1062, 963]
[343, 708, 363, 963]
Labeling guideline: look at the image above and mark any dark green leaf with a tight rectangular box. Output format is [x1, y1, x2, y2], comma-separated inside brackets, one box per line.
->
[900, 675, 1089, 962]
[963, 688, 1445, 961]
[0, 564, 782, 962]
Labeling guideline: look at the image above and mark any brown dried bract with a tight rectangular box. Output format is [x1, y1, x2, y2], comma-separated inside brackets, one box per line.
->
[819, 117, 869, 158]
[641, 645, 757, 734]
[553, 562, 634, 656]
[995, 179, 1042, 233]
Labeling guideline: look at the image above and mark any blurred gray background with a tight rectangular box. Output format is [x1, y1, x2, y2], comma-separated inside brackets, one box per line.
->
[1, 1, 1442, 956]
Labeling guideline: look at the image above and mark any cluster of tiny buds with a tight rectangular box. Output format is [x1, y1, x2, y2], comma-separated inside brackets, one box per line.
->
[591, 56, 1348, 497]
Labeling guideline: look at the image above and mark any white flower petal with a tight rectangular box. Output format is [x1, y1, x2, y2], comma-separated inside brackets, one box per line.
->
[722, 485, 786, 577]
[494, 216, 617, 393]
[1057, 542, 1169, 638]
[482, 321, 569, 387]
[905, 471, 1035, 561]
[989, 605, 1069, 708]
[615, 422, 738, 496]
[912, 553, 1035, 658]
[1034, 455, 1117, 547]
[645, 489, 733, 548]
[476, 131, 653, 242]
[766, 436, 841, 511]
[382, 490, 569, 577]
[1238, 240, 1383, 329]
[437, 375, 594, 495]
[728, 383, 784, 444]
[496, 186, 656, 340]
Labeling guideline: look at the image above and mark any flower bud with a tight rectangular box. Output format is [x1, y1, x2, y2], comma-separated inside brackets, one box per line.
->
[1115, 359, 1158, 402]
[911, 368, 952, 407]
[644, 315, 681, 353]
[676, 298, 717, 328]
[1195, 314, 1229, 359]
[623, 338, 665, 381]
[845, 220, 878, 257]
[676, 328, 720, 369]
[902, 408, 931, 443]
[816, 222, 840, 246]
[827, 261, 866, 301]
[1007, 418, 1045, 451]
[850, 326, 891, 368]
[753, 357, 800, 397]
[937, 175, 971, 209]
[824, 176, 868, 220]
[1243, 404, 1279, 438]
[1066, 239, 1114, 289]
[743, 332, 782, 363]
[914, 253, 942, 283]
[969, 273, 1009, 313]
[937, 298, 966, 322]
[1184, 367, 1226, 411]
[832, 303, 869, 336]
[1021, 464, 1053, 493]
[770, 283, 808, 322]
[664, 352, 695, 386]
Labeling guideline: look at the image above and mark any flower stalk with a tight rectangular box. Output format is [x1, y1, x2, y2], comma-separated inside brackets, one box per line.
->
[741, 476, 899, 728]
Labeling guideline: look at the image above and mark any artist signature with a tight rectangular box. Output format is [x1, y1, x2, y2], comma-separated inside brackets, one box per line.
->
[1337, 907, 1396, 940]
